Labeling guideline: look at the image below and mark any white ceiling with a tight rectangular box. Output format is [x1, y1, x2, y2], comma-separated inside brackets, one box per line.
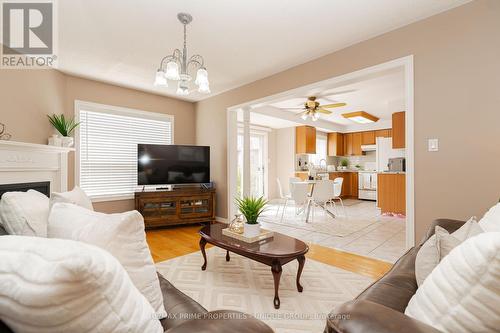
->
[57, 0, 471, 102]
[248, 67, 405, 131]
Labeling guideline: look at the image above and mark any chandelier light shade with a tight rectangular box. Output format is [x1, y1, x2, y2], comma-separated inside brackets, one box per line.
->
[154, 70, 167, 87]
[154, 13, 210, 96]
[165, 61, 180, 81]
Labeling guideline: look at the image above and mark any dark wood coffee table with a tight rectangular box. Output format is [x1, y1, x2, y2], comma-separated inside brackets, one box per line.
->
[198, 223, 309, 309]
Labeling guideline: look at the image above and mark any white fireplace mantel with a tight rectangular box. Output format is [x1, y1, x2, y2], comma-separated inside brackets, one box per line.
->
[0, 140, 74, 193]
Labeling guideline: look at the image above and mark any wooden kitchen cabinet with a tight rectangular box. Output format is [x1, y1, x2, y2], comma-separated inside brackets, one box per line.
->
[328, 172, 358, 198]
[361, 131, 376, 145]
[375, 129, 392, 138]
[352, 132, 362, 155]
[377, 173, 406, 214]
[343, 133, 353, 156]
[295, 126, 316, 154]
[392, 112, 405, 148]
[327, 132, 344, 156]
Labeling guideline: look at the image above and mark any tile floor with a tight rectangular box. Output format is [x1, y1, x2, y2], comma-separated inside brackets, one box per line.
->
[261, 199, 407, 263]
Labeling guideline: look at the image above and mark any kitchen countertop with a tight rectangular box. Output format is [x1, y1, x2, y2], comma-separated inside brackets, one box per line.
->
[378, 171, 406, 174]
[295, 170, 372, 173]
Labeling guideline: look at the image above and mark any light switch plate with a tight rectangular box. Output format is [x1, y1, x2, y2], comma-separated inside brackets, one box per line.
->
[428, 138, 439, 152]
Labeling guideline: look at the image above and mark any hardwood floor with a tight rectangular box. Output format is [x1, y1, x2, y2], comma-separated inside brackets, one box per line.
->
[146, 223, 393, 280]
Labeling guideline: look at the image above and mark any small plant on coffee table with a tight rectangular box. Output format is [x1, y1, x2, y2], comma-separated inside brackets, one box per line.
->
[235, 196, 268, 224]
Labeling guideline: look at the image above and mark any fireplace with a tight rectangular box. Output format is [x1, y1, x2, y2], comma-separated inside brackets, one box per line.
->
[0, 181, 50, 199]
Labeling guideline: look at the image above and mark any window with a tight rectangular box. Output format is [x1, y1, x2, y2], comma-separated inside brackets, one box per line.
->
[76, 101, 173, 201]
[311, 133, 327, 167]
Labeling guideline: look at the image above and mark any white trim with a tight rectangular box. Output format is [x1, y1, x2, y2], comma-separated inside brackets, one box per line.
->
[216, 216, 228, 224]
[227, 55, 416, 248]
[237, 122, 273, 133]
[0, 140, 74, 153]
[74, 100, 175, 200]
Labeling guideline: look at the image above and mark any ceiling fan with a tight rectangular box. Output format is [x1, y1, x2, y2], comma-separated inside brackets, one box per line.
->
[287, 96, 346, 121]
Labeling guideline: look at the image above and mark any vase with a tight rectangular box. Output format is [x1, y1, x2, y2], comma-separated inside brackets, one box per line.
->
[244, 223, 260, 238]
[61, 136, 74, 147]
[228, 214, 244, 234]
[48, 134, 62, 147]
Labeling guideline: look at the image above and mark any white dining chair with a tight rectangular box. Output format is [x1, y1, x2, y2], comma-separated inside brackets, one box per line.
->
[275, 178, 291, 219]
[290, 182, 310, 219]
[288, 177, 301, 193]
[329, 177, 346, 217]
[310, 180, 335, 221]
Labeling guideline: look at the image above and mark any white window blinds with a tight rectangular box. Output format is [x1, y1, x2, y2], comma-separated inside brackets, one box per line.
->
[77, 105, 173, 199]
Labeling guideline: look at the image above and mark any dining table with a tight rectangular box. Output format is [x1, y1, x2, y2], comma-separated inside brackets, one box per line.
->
[291, 180, 340, 223]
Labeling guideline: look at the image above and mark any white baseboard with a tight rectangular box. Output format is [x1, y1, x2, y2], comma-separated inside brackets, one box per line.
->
[215, 216, 228, 224]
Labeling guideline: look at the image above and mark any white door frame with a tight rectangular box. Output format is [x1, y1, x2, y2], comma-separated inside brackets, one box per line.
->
[227, 55, 415, 248]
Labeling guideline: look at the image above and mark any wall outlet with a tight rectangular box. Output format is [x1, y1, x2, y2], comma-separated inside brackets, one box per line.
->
[428, 138, 439, 152]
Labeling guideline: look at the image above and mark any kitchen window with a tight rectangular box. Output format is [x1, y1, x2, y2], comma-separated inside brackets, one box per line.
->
[75, 101, 173, 201]
[311, 133, 328, 167]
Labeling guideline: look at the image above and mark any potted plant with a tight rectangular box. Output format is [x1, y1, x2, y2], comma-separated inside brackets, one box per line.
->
[47, 114, 79, 147]
[235, 196, 268, 238]
[340, 158, 349, 170]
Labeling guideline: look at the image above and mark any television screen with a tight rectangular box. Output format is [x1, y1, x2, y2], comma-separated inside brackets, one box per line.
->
[138, 144, 210, 185]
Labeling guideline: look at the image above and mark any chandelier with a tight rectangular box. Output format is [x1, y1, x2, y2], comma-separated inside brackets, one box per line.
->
[154, 13, 210, 95]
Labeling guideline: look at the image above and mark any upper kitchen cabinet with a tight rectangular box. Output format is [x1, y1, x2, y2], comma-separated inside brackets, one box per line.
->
[295, 125, 316, 154]
[361, 131, 376, 145]
[375, 129, 392, 138]
[352, 132, 362, 155]
[327, 132, 344, 156]
[343, 132, 362, 156]
[392, 112, 405, 148]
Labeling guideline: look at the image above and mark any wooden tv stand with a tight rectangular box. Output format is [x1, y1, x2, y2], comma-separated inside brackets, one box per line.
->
[134, 187, 216, 229]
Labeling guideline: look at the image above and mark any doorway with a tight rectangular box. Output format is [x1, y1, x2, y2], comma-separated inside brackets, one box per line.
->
[237, 128, 269, 198]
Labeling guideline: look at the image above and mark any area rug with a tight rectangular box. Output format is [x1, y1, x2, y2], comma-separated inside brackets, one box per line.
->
[260, 208, 378, 237]
[156, 247, 373, 333]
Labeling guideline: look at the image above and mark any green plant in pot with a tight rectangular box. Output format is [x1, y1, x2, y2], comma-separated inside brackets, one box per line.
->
[340, 158, 349, 170]
[235, 196, 268, 238]
[47, 114, 79, 147]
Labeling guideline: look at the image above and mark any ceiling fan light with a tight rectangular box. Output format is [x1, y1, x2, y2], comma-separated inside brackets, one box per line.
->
[176, 80, 190, 96]
[198, 82, 211, 94]
[154, 70, 167, 87]
[165, 61, 181, 81]
[312, 113, 319, 121]
[301, 112, 308, 120]
[342, 111, 379, 124]
[195, 68, 209, 86]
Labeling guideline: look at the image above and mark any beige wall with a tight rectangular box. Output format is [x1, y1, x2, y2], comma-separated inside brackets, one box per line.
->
[196, 0, 500, 241]
[0, 70, 196, 213]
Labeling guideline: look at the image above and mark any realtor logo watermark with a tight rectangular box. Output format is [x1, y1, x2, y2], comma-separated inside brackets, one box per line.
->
[1, 0, 57, 68]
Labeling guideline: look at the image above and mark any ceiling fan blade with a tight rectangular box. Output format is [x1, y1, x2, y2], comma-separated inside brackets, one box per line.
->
[317, 108, 332, 114]
[321, 102, 347, 109]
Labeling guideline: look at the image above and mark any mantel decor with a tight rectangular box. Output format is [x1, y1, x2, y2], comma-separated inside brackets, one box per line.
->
[154, 13, 210, 96]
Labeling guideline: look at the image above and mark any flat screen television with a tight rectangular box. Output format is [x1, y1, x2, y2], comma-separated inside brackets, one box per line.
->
[138, 144, 210, 186]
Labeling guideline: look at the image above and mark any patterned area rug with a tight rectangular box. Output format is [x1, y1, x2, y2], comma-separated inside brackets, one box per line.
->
[156, 247, 373, 333]
[260, 208, 378, 237]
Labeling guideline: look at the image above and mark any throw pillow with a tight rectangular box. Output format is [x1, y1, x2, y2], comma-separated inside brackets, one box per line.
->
[0, 190, 49, 237]
[405, 232, 500, 333]
[0, 235, 163, 333]
[478, 202, 500, 232]
[414, 217, 482, 286]
[48, 203, 166, 319]
[50, 186, 94, 211]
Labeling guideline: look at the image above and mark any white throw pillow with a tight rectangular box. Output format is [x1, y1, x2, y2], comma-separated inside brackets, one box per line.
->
[0, 190, 49, 237]
[478, 202, 500, 232]
[50, 186, 94, 211]
[405, 232, 500, 333]
[0, 235, 163, 333]
[414, 217, 482, 286]
[48, 203, 166, 319]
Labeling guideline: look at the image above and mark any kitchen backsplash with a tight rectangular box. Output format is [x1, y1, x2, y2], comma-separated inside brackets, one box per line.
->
[330, 151, 376, 170]
[296, 151, 377, 171]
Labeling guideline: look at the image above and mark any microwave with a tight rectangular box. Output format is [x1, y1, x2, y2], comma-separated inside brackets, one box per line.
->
[388, 157, 405, 172]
